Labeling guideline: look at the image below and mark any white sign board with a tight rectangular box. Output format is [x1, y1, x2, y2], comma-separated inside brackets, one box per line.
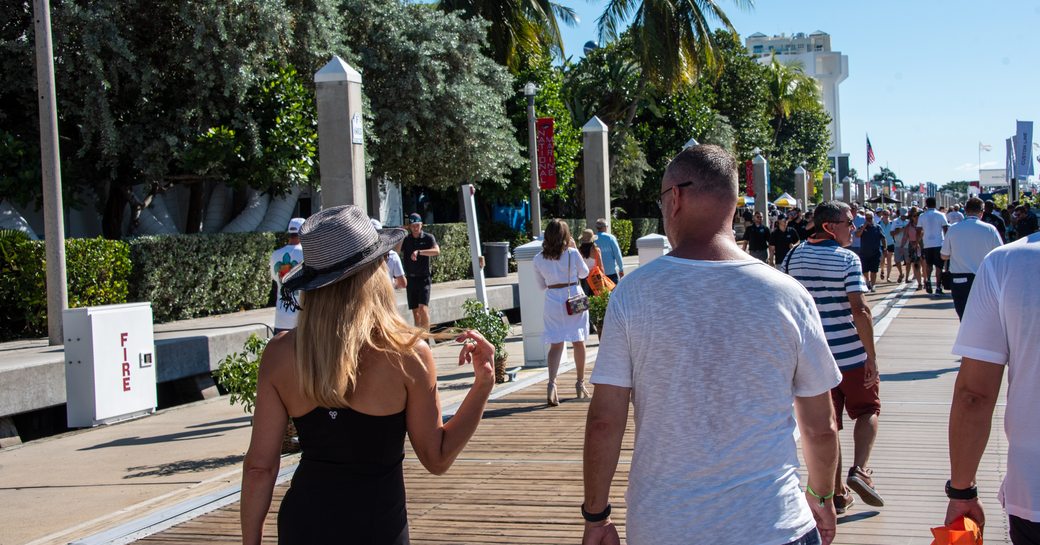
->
[979, 169, 1007, 187]
[351, 112, 363, 145]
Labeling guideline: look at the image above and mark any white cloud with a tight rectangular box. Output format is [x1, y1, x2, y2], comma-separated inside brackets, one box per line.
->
[954, 161, 999, 171]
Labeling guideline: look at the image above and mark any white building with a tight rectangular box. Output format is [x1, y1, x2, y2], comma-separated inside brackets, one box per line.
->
[746, 31, 849, 177]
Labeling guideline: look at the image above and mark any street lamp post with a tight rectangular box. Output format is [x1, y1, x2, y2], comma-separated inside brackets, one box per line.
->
[524, 82, 541, 239]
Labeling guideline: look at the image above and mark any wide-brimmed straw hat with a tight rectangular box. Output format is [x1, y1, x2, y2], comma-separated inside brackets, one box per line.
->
[578, 229, 598, 244]
[280, 205, 405, 310]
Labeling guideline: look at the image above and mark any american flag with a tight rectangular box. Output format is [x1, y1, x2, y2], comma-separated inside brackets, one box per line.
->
[867, 136, 876, 165]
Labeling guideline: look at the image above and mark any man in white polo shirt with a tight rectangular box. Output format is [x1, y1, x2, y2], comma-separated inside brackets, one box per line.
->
[918, 197, 949, 296]
[946, 204, 965, 225]
[940, 198, 1002, 319]
[946, 228, 1040, 543]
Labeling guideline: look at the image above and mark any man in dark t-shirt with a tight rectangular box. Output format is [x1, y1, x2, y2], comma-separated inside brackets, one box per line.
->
[855, 211, 885, 291]
[399, 213, 440, 331]
[982, 200, 1007, 244]
[742, 212, 770, 262]
[769, 217, 800, 267]
[788, 209, 810, 241]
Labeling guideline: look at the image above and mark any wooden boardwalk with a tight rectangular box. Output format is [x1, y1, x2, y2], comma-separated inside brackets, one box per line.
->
[136, 286, 1011, 545]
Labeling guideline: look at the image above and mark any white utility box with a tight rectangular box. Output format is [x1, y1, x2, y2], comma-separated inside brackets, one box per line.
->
[637, 234, 672, 266]
[63, 302, 157, 427]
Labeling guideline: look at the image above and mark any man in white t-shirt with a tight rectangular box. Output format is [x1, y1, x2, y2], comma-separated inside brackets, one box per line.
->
[270, 217, 305, 334]
[371, 219, 407, 289]
[918, 197, 950, 295]
[946, 230, 1040, 543]
[583, 145, 842, 545]
[946, 204, 965, 225]
[940, 197, 1002, 319]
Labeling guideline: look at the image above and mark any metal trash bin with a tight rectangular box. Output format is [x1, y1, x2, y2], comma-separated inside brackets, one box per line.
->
[483, 242, 511, 278]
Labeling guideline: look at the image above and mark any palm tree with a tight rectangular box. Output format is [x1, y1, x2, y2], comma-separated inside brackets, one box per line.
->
[597, 0, 751, 90]
[438, 0, 577, 72]
[764, 54, 820, 145]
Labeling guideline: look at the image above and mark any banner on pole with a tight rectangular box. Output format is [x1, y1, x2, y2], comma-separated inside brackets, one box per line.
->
[1015, 120, 1034, 180]
[745, 160, 754, 197]
[536, 118, 557, 190]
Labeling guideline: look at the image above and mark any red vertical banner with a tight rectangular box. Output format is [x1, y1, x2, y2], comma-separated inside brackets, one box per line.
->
[919, 183, 925, 194]
[536, 118, 557, 190]
[745, 160, 755, 197]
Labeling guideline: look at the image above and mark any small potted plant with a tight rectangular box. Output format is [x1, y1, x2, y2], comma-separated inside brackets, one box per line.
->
[589, 292, 610, 336]
[214, 334, 299, 453]
[456, 299, 510, 383]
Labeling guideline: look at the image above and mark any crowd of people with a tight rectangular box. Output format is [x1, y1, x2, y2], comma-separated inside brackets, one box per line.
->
[241, 147, 1037, 545]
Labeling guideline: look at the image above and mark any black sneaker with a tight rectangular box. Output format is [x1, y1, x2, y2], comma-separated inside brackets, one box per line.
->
[925, 281, 933, 294]
[834, 490, 855, 515]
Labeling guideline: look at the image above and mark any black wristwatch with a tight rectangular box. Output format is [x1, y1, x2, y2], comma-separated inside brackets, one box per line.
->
[581, 503, 611, 522]
[946, 480, 978, 500]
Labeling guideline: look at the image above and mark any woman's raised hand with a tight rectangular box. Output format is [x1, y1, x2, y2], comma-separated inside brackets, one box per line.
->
[456, 330, 495, 385]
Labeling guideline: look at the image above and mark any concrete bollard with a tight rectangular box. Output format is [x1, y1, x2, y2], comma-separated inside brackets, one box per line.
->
[637, 234, 671, 266]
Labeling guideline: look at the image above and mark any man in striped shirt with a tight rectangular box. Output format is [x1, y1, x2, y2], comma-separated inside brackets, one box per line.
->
[782, 200, 884, 516]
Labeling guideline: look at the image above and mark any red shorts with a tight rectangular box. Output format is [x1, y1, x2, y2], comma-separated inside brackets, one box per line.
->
[831, 366, 881, 430]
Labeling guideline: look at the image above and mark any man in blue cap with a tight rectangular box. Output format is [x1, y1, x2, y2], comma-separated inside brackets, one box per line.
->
[400, 212, 440, 330]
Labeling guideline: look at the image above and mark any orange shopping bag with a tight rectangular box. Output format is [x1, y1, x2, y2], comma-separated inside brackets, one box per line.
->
[929, 516, 982, 545]
[586, 266, 616, 295]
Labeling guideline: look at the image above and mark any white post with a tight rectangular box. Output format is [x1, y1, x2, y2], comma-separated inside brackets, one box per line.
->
[822, 172, 834, 202]
[839, 175, 849, 204]
[461, 184, 488, 308]
[856, 180, 867, 205]
[515, 241, 549, 368]
[34, 0, 67, 345]
[524, 83, 542, 239]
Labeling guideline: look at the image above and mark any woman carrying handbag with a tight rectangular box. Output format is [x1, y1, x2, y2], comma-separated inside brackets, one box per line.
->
[533, 219, 591, 405]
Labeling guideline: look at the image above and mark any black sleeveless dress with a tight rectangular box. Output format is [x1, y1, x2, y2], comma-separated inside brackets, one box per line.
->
[277, 406, 409, 544]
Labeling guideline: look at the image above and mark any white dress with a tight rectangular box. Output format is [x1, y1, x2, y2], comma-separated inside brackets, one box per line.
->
[533, 247, 590, 343]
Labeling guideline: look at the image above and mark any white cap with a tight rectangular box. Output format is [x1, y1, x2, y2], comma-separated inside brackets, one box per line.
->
[287, 217, 305, 234]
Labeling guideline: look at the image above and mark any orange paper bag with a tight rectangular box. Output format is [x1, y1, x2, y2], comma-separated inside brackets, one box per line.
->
[929, 516, 982, 545]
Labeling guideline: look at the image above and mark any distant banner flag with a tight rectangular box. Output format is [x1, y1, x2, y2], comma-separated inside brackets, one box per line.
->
[919, 183, 926, 194]
[745, 160, 754, 197]
[1014, 120, 1034, 180]
[535, 118, 557, 190]
[867, 136, 876, 165]
[979, 142, 992, 152]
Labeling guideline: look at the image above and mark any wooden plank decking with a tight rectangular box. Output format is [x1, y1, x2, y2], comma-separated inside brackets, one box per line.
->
[136, 287, 1012, 545]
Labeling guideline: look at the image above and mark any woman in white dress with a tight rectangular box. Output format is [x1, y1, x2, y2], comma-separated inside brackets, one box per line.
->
[533, 219, 590, 406]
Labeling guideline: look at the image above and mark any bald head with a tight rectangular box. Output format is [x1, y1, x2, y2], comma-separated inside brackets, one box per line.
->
[662, 145, 738, 201]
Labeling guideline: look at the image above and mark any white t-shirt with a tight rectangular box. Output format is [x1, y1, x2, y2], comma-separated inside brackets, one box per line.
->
[939, 217, 1003, 274]
[952, 232, 1040, 522]
[270, 243, 303, 330]
[919, 208, 949, 249]
[946, 210, 965, 225]
[592, 256, 842, 545]
[386, 250, 405, 281]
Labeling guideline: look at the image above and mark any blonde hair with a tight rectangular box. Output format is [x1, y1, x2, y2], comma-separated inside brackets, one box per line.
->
[294, 259, 422, 407]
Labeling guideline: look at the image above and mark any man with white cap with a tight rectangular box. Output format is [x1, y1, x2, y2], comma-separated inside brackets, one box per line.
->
[270, 217, 305, 334]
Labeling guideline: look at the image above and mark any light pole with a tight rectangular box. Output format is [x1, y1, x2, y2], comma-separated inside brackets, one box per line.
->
[524, 82, 541, 239]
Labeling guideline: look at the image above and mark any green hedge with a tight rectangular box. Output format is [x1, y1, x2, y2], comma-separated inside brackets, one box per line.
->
[0, 235, 131, 340]
[422, 223, 473, 284]
[612, 219, 633, 255]
[128, 232, 277, 322]
[629, 218, 662, 254]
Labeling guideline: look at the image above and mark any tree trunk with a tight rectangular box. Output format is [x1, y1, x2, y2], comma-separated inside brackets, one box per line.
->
[185, 182, 206, 234]
[102, 182, 128, 240]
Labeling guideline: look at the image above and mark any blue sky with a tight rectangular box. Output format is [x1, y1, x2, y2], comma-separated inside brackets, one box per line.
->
[558, 0, 1040, 187]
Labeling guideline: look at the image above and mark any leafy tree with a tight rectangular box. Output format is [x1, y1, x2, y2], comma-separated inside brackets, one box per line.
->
[699, 30, 771, 160]
[495, 53, 582, 217]
[342, 0, 522, 192]
[941, 181, 970, 195]
[597, 0, 748, 90]
[0, 0, 347, 237]
[764, 54, 820, 147]
[769, 107, 832, 198]
[438, 0, 577, 72]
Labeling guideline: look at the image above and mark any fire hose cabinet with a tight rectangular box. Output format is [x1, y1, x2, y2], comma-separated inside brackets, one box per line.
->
[63, 302, 157, 427]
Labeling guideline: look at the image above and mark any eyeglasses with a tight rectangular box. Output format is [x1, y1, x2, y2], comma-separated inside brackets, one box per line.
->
[656, 181, 694, 210]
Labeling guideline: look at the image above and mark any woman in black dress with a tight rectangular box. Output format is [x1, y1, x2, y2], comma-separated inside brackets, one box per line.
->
[240, 205, 494, 545]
